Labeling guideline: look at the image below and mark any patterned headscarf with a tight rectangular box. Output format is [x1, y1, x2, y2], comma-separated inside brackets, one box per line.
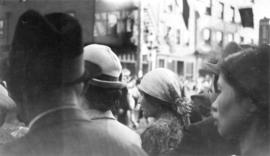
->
[139, 68, 191, 124]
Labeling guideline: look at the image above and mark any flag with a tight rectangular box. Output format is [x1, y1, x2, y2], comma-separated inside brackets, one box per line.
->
[239, 8, 254, 28]
[183, 0, 190, 28]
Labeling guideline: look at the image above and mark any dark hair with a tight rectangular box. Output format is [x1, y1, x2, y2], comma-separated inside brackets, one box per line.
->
[85, 84, 122, 112]
[142, 92, 180, 115]
[219, 45, 270, 116]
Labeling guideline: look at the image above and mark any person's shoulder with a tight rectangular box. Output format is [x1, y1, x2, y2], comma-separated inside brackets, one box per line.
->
[0, 135, 31, 156]
[141, 116, 182, 143]
[88, 119, 142, 146]
[143, 120, 169, 135]
[186, 117, 215, 132]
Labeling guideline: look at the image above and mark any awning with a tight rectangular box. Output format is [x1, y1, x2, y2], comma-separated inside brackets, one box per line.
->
[110, 45, 137, 55]
[96, 0, 138, 12]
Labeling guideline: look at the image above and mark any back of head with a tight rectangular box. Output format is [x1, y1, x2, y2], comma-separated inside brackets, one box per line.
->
[7, 10, 84, 103]
[139, 68, 191, 119]
[220, 44, 270, 118]
[83, 44, 126, 112]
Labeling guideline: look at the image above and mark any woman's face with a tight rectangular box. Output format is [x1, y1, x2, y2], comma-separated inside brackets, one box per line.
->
[212, 75, 252, 139]
[138, 92, 159, 118]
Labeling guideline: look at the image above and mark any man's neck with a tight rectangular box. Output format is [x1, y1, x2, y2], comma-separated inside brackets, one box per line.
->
[24, 91, 80, 126]
[86, 109, 115, 120]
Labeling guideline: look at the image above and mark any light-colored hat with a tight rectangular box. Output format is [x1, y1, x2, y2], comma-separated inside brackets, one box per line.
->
[83, 44, 126, 88]
[138, 68, 191, 116]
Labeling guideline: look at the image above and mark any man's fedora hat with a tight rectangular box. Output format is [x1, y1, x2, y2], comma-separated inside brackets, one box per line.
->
[7, 10, 84, 93]
[83, 44, 126, 89]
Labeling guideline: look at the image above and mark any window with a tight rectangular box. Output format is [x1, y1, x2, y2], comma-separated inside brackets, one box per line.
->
[240, 36, 244, 43]
[176, 29, 181, 44]
[203, 29, 211, 42]
[94, 11, 123, 37]
[158, 59, 165, 68]
[107, 13, 118, 35]
[206, 7, 211, 15]
[185, 62, 194, 79]
[228, 33, 234, 42]
[230, 6, 235, 22]
[142, 54, 148, 62]
[218, 2, 224, 19]
[205, 0, 212, 15]
[168, 5, 173, 12]
[177, 61, 184, 76]
[0, 19, 4, 37]
[216, 31, 223, 46]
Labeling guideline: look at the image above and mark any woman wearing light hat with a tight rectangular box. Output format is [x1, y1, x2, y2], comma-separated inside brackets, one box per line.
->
[138, 68, 191, 156]
[212, 45, 270, 156]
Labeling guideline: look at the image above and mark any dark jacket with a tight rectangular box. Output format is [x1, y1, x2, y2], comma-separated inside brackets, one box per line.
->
[0, 108, 147, 156]
[164, 117, 239, 156]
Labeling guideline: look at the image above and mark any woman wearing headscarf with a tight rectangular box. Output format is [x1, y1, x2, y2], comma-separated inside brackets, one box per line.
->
[212, 45, 270, 156]
[138, 68, 191, 156]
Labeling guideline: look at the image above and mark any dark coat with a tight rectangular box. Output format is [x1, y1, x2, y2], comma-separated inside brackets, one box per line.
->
[0, 108, 147, 156]
[163, 117, 239, 156]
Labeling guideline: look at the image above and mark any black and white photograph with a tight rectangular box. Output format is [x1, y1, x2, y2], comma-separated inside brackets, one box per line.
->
[0, 0, 269, 156]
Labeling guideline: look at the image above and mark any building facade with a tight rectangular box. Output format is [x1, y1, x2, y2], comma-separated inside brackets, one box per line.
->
[139, 0, 255, 79]
[259, 17, 270, 45]
[142, 0, 195, 79]
[0, 0, 96, 54]
[0, 0, 139, 76]
[0, 0, 256, 79]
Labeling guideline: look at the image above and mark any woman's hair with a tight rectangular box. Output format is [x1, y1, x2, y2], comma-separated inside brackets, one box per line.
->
[84, 84, 122, 112]
[142, 91, 188, 125]
[143, 92, 172, 112]
[219, 45, 270, 118]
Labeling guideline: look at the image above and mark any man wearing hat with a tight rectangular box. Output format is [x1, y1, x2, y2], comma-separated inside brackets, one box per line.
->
[81, 44, 142, 152]
[0, 10, 146, 156]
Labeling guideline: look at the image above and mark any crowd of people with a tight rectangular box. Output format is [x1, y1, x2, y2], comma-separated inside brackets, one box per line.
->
[0, 10, 269, 156]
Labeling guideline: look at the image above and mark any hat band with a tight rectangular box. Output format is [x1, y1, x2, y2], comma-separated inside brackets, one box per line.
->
[95, 74, 119, 82]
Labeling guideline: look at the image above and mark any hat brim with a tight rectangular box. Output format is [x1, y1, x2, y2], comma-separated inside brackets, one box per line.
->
[199, 62, 219, 74]
[88, 78, 126, 89]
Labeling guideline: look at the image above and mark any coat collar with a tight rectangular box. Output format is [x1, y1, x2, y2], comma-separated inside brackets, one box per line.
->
[86, 109, 116, 121]
[29, 106, 90, 132]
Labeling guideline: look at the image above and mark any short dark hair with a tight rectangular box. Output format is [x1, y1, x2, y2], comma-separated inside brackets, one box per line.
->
[84, 84, 122, 112]
[219, 45, 270, 115]
[141, 91, 174, 113]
